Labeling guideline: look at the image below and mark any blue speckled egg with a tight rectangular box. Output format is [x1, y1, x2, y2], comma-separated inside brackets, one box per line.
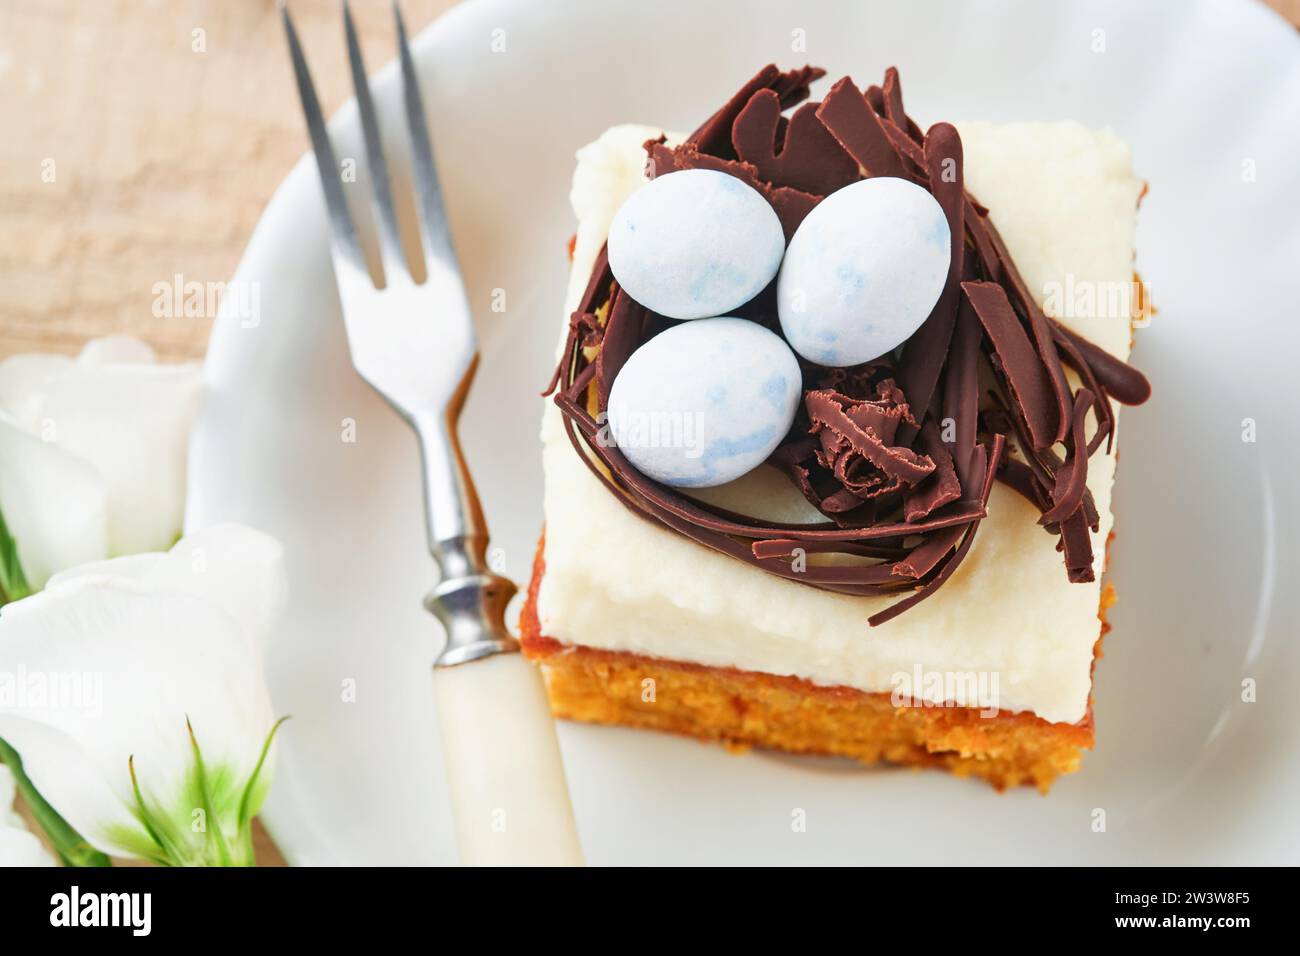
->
[606, 318, 801, 488]
[776, 176, 951, 367]
[607, 169, 786, 320]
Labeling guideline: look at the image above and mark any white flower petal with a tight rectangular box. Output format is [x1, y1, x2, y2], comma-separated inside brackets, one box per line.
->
[40, 363, 202, 556]
[0, 717, 139, 859]
[0, 336, 202, 563]
[0, 826, 56, 867]
[161, 525, 286, 648]
[0, 580, 277, 860]
[78, 335, 157, 366]
[0, 413, 109, 589]
[0, 354, 70, 432]
[44, 553, 168, 590]
[46, 524, 286, 649]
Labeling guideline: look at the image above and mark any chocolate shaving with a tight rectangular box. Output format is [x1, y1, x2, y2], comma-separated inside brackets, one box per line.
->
[982, 218, 1076, 443]
[733, 94, 861, 196]
[806, 384, 935, 498]
[549, 66, 1150, 624]
[868, 438, 1003, 627]
[815, 77, 907, 179]
[881, 67, 924, 143]
[904, 420, 962, 522]
[1052, 319, 1152, 406]
[1040, 389, 1095, 525]
[688, 64, 825, 158]
[963, 281, 1059, 448]
[941, 295, 981, 490]
[895, 123, 965, 444]
[596, 285, 657, 408]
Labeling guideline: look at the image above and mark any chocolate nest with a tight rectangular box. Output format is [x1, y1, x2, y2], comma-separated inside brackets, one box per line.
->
[545, 65, 1151, 626]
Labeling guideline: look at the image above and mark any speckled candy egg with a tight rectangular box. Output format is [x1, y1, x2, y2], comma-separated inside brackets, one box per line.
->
[607, 169, 786, 320]
[776, 176, 951, 367]
[607, 318, 801, 488]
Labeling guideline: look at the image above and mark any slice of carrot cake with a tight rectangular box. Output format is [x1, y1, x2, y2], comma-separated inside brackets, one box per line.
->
[524, 66, 1149, 791]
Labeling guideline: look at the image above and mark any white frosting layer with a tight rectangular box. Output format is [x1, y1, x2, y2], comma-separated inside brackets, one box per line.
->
[538, 122, 1142, 725]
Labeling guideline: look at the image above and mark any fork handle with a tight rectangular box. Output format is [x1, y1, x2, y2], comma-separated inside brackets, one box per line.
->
[433, 652, 583, 866]
[418, 414, 583, 866]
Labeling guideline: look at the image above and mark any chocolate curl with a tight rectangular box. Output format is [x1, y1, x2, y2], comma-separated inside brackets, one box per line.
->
[989, 390, 1095, 538]
[903, 420, 962, 522]
[964, 199, 1002, 282]
[1058, 510, 1096, 583]
[751, 539, 911, 561]
[1040, 389, 1095, 525]
[879, 122, 927, 179]
[815, 77, 907, 179]
[806, 387, 935, 496]
[963, 281, 1059, 449]
[863, 84, 885, 113]
[1051, 319, 1152, 406]
[892, 523, 965, 579]
[983, 221, 1074, 443]
[881, 66, 924, 143]
[990, 383, 1103, 583]
[895, 123, 966, 444]
[868, 436, 1005, 627]
[732, 93, 861, 196]
[941, 295, 982, 491]
[875, 69, 927, 180]
[595, 285, 655, 408]
[1048, 323, 1115, 455]
[688, 64, 825, 157]
[997, 457, 1052, 512]
[543, 245, 615, 398]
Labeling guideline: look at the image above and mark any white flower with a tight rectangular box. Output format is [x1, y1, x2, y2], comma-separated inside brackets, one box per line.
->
[0, 525, 286, 866]
[0, 335, 201, 589]
[0, 764, 56, 867]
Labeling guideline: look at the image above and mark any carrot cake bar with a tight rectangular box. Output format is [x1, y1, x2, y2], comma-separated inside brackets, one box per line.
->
[523, 66, 1149, 791]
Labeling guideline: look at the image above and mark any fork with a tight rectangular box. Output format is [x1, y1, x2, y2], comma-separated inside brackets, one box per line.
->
[281, 0, 582, 866]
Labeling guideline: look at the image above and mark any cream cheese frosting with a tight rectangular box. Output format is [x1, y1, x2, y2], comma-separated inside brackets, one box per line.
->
[538, 122, 1142, 725]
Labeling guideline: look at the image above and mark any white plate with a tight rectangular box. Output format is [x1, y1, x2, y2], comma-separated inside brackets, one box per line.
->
[187, 0, 1300, 865]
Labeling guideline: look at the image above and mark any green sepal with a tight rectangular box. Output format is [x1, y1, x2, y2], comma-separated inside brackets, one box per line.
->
[108, 716, 288, 867]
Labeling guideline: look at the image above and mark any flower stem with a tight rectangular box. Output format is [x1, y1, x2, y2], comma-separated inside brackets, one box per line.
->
[0, 738, 111, 867]
[0, 501, 32, 606]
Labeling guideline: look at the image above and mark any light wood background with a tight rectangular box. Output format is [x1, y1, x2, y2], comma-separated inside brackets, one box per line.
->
[0, 0, 457, 363]
[1, 0, 1296, 867]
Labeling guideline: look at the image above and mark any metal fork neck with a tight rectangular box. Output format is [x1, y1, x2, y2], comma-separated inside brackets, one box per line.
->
[416, 417, 519, 668]
[424, 556, 518, 667]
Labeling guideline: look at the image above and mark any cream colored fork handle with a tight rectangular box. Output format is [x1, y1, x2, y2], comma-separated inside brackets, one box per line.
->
[433, 653, 584, 866]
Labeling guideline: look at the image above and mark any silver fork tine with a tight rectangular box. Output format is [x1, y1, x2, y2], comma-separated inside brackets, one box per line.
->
[343, 0, 407, 281]
[281, 3, 366, 273]
[394, 1, 460, 271]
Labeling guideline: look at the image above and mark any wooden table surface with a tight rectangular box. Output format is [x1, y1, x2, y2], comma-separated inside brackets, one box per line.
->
[0, 0, 1295, 867]
[0, 0, 458, 363]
